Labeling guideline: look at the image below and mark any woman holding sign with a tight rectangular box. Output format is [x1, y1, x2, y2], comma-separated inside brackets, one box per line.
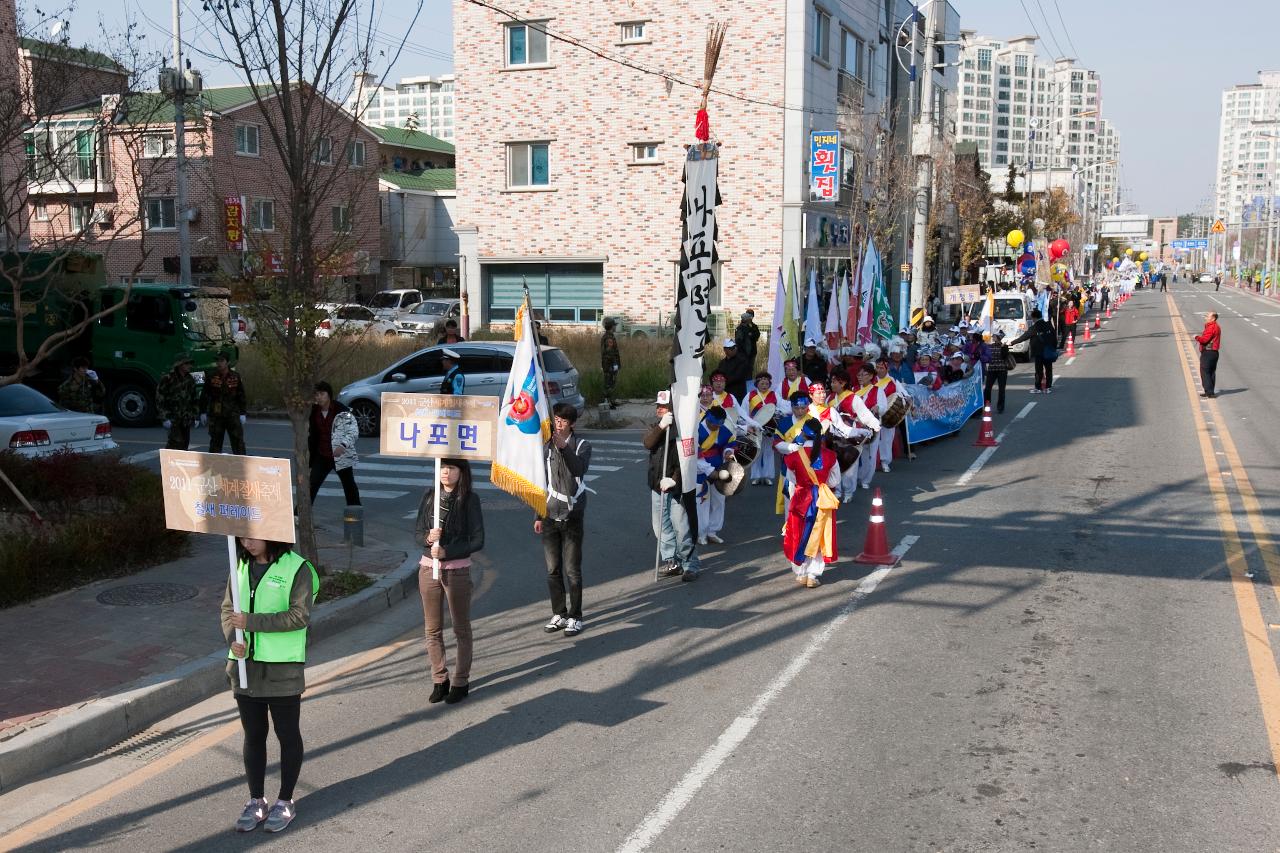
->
[221, 538, 320, 834]
[415, 457, 486, 704]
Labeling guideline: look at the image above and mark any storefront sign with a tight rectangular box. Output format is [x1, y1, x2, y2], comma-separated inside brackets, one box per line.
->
[808, 131, 840, 202]
[224, 197, 243, 250]
[379, 393, 498, 460]
[159, 450, 294, 542]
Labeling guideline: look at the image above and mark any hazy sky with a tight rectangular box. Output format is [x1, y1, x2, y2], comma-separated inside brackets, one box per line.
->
[54, 0, 1280, 216]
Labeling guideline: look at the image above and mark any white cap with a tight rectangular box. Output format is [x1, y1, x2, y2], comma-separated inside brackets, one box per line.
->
[923, 315, 934, 323]
[441, 348, 461, 359]
[804, 337, 818, 347]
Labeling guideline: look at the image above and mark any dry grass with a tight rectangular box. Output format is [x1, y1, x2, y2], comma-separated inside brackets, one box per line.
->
[238, 336, 423, 410]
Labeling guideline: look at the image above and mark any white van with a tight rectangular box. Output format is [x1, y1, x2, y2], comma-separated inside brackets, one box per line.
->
[369, 289, 423, 321]
[965, 292, 1035, 359]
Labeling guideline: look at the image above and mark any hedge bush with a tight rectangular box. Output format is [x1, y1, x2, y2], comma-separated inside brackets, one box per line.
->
[0, 452, 189, 607]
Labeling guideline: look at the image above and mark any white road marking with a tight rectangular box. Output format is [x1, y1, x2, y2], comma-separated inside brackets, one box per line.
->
[589, 439, 646, 447]
[615, 535, 920, 853]
[317, 488, 406, 500]
[1066, 356, 1076, 366]
[123, 449, 159, 464]
[955, 402, 1035, 487]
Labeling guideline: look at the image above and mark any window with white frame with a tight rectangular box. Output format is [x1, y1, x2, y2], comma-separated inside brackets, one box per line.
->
[144, 197, 177, 230]
[142, 133, 174, 158]
[348, 139, 366, 167]
[812, 7, 831, 62]
[505, 21, 549, 67]
[315, 136, 332, 165]
[250, 198, 275, 231]
[631, 142, 660, 163]
[235, 123, 260, 156]
[620, 21, 647, 42]
[69, 199, 93, 231]
[839, 29, 864, 79]
[507, 142, 550, 187]
[332, 205, 351, 233]
[33, 201, 49, 221]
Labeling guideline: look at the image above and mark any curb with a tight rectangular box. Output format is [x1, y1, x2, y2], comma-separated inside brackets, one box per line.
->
[0, 552, 421, 794]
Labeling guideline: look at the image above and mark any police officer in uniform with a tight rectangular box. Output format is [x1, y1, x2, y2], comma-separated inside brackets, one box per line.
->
[440, 348, 465, 395]
[201, 350, 248, 454]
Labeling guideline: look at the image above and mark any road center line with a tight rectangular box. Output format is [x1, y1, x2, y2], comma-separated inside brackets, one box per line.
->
[615, 535, 918, 853]
[122, 449, 159, 464]
[1166, 293, 1280, 778]
[954, 402, 1035, 487]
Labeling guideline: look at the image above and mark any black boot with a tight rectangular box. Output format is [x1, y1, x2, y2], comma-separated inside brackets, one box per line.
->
[429, 679, 450, 704]
[445, 684, 469, 704]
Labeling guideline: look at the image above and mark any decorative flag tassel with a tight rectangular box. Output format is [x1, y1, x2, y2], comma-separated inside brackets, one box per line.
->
[696, 23, 728, 141]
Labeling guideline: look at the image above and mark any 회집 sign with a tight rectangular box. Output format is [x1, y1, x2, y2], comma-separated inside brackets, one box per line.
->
[808, 131, 840, 202]
[159, 450, 295, 542]
[379, 393, 498, 460]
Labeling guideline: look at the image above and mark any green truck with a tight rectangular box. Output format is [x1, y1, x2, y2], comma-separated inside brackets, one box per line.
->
[0, 252, 237, 426]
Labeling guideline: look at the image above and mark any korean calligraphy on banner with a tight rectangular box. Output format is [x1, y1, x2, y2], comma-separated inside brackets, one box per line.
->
[224, 197, 243, 250]
[808, 131, 841, 202]
[379, 392, 498, 461]
[159, 450, 295, 542]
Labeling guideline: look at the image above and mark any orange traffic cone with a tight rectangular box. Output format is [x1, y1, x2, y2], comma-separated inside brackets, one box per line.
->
[1066, 333, 1076, 357]
[1093, 313, 1101, 330]
[973, 404, 999, 447]
[1106, 306, 1112, 319]
[854, 488, 899, 565]
[1083, 323, 1092, 342]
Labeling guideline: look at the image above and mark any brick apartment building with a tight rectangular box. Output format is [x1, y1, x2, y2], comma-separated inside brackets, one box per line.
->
[25, 79, 383, 299]
[452, 0, 956, 330]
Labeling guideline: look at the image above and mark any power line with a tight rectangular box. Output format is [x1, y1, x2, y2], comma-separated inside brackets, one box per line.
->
[1031, 0, 1067, 60]
[1049, 0, 1081, 60]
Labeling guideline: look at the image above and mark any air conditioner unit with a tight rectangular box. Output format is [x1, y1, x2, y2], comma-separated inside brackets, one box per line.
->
[91, 209, 114, 226]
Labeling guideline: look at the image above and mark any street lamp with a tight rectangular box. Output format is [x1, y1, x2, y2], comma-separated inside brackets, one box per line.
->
[1255, 131, 1279, 294]
[1070, 158, 1116, 275]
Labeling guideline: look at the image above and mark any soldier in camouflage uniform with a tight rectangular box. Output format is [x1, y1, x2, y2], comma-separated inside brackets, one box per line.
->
[600, 318, 621, 410]
[58, 356, 106, 414]
[200, 350, 247, 455]
[157, 353, 199, 450]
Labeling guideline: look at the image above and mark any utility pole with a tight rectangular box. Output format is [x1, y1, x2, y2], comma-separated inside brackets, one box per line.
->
[171, 0, 192, 289]
[909, 3, 935, 319]
[901, 6, 920, 310]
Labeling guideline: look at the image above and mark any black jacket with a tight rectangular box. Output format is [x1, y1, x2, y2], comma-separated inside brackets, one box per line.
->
[415, 489, 485, 560]
[643, 420, 682, 494]
[714, 351, 753, 400]
[734, 320, 760, 362]
[541, 434, 592, 521]
[1009, 319, 1056, 356]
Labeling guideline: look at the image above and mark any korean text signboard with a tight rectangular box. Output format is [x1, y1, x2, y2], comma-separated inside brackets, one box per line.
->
[379, 393, 498, 460]
[944, 284, 982, 305]
[159, 450, 295, 542]
[809, 131, 840, 202]
[224, 197, 243, 250]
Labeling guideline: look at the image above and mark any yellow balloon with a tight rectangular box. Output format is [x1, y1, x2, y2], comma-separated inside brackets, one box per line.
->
[1125, 248, 1133, 255]
[1112, 257, 1119, 263]
[1139, 252, 1149, 261]
[1007, 229, 1025, 248]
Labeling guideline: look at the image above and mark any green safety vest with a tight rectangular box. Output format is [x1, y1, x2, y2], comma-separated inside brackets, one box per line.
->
[229, 551, 320, 663]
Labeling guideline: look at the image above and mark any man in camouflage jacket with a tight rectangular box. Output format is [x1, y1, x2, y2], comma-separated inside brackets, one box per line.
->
[158, 354, 199, 450]
[58, 357, 106, 414]
[200, 350, 247, 455]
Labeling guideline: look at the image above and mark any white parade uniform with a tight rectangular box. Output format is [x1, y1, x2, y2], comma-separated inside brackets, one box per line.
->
[745, 388, 778, 482]
[833, 389, 880, 496]
[871, 376, 898, 471]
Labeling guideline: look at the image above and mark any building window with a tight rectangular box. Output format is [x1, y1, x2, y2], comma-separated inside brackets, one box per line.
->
[69, 199, 93, 231]
[506, 21, 549, 67]
[315, 136, 332, 165]
[507, 142, 550, 187]
[142, 133, 174, 158]
[250, 198, 275, 231]
[631, 142, 660, 163]
[144, 197, 177, 230]
[619, 21, 647, 43]
[332, 204, 351, 233]
[33, 201, 49, 221]
[812, 7, 831, 62]
[977, 48, 992, 71]
[235, 123, 260, 156]
[348, 140, 366, 167]
[839, 29, 864, 79]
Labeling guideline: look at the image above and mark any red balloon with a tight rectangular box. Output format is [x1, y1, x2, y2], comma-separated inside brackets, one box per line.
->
[1048, 239, 1071, 261]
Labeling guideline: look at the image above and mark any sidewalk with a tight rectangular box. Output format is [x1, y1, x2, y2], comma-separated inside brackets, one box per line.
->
[0, 526, 413, 791]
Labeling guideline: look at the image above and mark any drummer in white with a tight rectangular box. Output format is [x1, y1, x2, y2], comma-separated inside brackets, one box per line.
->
[745, 372, 779, 485]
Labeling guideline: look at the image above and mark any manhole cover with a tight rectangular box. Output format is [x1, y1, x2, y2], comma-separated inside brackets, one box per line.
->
[96, 582, 200, 606]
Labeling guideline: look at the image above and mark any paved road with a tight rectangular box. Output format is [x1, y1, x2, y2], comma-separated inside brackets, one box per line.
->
[3, 291, 1279, 851]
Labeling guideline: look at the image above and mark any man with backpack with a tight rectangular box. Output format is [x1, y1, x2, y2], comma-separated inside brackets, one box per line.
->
[1008, 309, 1058, 395]
[535, 402, 592, 637]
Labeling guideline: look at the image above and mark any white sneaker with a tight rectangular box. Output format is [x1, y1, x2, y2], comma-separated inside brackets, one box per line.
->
[697, 536, 708, 545]
[1030, 388, 1043, 395]
[842, 493, 853, 504]
[765, 478, 774, 486]
[880, 463, 891, 474]
[861, 482, 871, 490]
[707, 533, 724, 544]
[543, 615, 566, 634]
[563, 618, 583, 637]
[1044, 388, 1053, 394]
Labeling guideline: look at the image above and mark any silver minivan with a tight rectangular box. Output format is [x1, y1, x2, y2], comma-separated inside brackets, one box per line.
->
[336, 341, 586, 436]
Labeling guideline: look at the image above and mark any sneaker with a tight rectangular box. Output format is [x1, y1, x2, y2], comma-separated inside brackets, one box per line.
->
[1044, 388, 1052, 395]
[842, 493, 853, 504]
[707, 533, 724, 544]
[428, 678, 450, 704]
[659, 561, 683, 578]
[861, 483, 871, 490]
[543, 615, 567, 634]
[1030, 388, 1043, 395]
[880, 463, 891, 474]
[264, 800, 295, 833]
[696, 536, 708, 546]
[235, 799, 268, 832]
[765, 478, 775, 486]
[563, 618, 583, 637]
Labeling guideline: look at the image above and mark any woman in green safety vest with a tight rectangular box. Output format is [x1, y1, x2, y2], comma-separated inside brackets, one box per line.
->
[221, 537, 320, 835]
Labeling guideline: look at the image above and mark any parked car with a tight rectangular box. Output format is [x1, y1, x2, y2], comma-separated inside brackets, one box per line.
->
[0, 384, 118, 457]
[963, 292, 1035, 359]
[396, 299, 461, 338]
[315, 303, 399, 338]
[1198, 273, 1214, 283]
[229, 304, 257, 343]
[369, 289, 423, 321]
[337, 342, 586, 437]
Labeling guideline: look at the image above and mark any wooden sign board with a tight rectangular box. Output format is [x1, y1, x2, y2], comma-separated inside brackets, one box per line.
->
[943, 284, 982, 305]
[379, 393, 498, 461]
[159, 450, 295, 542]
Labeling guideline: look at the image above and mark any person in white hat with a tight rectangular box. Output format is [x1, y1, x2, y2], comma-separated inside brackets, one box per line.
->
[917, 315, 940, 348]
[642, 390, 699, 581]
[440, 348, 465, 395]
[712, 338, 752, 401]
[800, 339, 829, 386]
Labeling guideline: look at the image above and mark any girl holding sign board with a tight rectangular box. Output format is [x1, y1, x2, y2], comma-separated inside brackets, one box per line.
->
[221, 537, 320, 834]
[415, 457, 486, 705]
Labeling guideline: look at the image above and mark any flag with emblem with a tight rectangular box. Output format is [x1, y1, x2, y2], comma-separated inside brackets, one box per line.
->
[491, 293, 550, 514]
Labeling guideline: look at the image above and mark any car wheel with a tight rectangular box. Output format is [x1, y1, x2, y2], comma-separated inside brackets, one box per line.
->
[350, 399, 380, 437]
[631, 330, 649, 340]
[108, 382, 155, 427]
[384, 329, 398, 337]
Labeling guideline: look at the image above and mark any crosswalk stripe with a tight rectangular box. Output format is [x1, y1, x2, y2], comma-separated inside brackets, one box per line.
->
[587, 439, 645, 447]
[317, 488, 407, 500]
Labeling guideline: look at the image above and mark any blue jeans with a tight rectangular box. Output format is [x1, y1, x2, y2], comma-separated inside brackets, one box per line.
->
[650, 490, 699, 574]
